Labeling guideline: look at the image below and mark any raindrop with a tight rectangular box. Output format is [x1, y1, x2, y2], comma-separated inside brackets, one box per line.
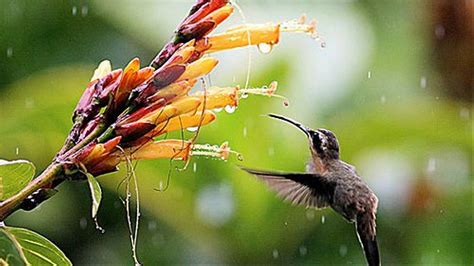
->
[435, 25, 445, 39]
[243, 127, 247, 138]
[241, 93, 249, 99]
[72, 6, 77, 16]
[306, 209, 315, 220]
[380, 95, 386, 104]
[15, 147, 19, 155]
[367, 71, 372, 79]
[193, 162, 197, 172]
[420, 76, 427, 88]
[268, 147, 275, 156]
[224, 105, 236, 113]
[148, 220, 157, 231]
[272, 249, 279, 259]
[79, 217, 88, 229]
[25, 98, 34, 108]
[299, 246, 307, 256]
[81, 5, 88, 17]
[213, 107, 223, 113]
[427, 158, 436, 174]
[321, 215, 325, 224]
[257, 43, 273, 54]
[187, 126, 199, 132]
[6, 47, 13, 58]
[339, 245, 348, 257]
[459, 107, 470, 120]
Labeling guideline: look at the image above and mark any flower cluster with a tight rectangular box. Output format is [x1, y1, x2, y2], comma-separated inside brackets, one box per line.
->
[52, 0, 320, 178]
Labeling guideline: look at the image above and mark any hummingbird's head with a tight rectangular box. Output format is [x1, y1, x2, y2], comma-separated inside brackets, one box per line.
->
[268, 114, 339, 160]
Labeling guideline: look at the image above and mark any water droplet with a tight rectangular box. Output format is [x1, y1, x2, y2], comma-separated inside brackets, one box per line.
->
[224, 105, 236, 113]
[435, 25, 445, 39]
[459, 107, 470, 120]
[6, 47, 13, 58]
[79, 217, 88, 229]
[367, 71, 372, 79]
[436, 249, 440, 253]
[427, 158, 436, 173]
[25, 98, 34, 108]
[321, 215, 325, 224]
[420, 76, 427, 88]
[15, 147, 19, 155]
[72, 6, 77, 16]
[380, 95, 386, 104]
[257, 43, 273, 54]
[339, 245, 348, 257]
[268, 147, 275, 156]
[81, 5, 88, 17]
[187, 126, 199, 132]
[284, 221, 288, 226]
[213, 107, 223, 113]
[241, 93, 249, 99]
[193, 162, 197, 172]
[306, 209, 315, 220]
[148, 220, 157, 231]
[243, 127, 247, 138]
[299, 246, 307, 256]
[272, 249, 279, 259]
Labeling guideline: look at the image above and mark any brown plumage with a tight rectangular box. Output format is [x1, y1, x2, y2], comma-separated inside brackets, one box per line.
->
[241, 114, 380, 266]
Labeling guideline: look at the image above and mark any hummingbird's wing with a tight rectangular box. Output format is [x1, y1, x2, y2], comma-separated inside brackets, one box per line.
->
[356, 212, 380, 266]
[240, 167, 335, 209]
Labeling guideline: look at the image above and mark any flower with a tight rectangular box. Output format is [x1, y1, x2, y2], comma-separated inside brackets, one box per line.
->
[53, 0, 320, 177]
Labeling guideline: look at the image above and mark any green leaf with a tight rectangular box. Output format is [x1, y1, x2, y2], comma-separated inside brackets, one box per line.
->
[0, 160, 35, 200]
[86, 174, 102, 219]
[0, 226, 72, 265]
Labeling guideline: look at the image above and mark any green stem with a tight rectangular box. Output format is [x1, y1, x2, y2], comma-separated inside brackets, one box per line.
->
[0, 163, 63, 221]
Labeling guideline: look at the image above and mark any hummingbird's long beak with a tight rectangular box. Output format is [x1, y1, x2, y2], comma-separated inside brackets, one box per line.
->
[267, 113, 310, 136]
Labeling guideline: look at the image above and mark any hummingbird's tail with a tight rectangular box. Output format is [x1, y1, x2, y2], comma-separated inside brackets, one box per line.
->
[356, 213, 380, 266]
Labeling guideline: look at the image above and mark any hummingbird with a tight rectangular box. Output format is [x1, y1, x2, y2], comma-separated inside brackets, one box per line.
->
[241, 114, 380, 266]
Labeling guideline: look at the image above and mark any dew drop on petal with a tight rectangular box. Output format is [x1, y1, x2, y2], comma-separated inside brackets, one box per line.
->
[272, 249, 279, 259]
[257, 43, 273, 54]
[224, 105, 236, 113]
[299, 246, 307, 256]
[187, 126, 199, 132]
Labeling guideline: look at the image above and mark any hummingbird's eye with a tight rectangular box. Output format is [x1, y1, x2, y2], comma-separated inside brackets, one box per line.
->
[310, 131, 325, 154]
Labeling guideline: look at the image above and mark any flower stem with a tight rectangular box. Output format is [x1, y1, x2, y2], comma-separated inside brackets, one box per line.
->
[0, 163, 64, 221]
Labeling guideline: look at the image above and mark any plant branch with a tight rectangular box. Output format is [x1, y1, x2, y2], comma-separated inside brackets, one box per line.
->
[0, 163, 64, 221]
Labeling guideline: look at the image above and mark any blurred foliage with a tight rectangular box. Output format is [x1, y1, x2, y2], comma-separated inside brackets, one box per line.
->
[0, 0, 472, 264]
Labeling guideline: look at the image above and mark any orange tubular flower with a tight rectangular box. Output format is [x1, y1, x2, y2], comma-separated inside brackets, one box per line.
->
[49, 0, 320, 179]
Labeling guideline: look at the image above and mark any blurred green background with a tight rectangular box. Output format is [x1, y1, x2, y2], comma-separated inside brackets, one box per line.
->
[0, 0, 472, 264]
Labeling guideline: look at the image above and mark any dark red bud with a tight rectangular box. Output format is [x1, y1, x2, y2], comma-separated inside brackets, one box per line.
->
[115, 122, 156, 142]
